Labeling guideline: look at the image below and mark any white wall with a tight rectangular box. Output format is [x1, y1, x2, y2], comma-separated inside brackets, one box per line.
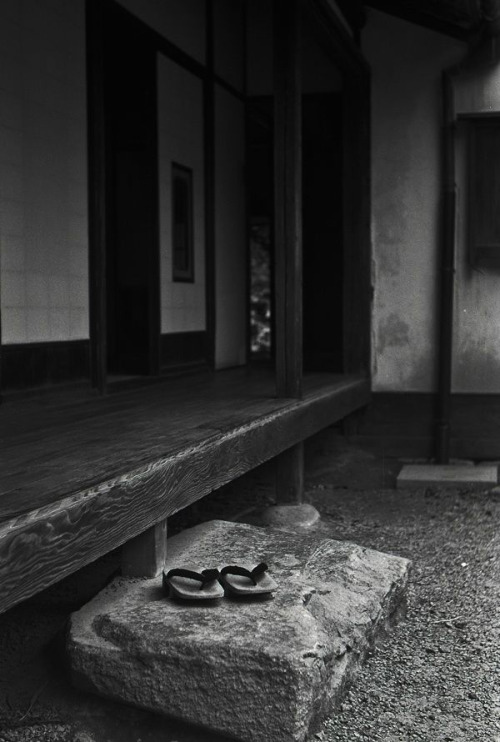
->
[364, 10, 464, 391]
[215, 87, 246, 368]
[116, 0, 206, 64]
[0, 0, 88, 344]
[157, 55, 206, 335]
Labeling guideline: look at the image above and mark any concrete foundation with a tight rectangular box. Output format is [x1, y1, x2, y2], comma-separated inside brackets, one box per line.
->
[67, 520, 410, 742]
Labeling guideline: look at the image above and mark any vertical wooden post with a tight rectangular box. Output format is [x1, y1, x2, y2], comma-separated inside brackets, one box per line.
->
[273, 0, 304, 505]
[86, 0, 108, 395]
[204, 0, 216, 369]
[274, 0, 302, 400]
[342, 77, 371, 377]
[121, 521, 167, 578]
[275, 442, 304, 505]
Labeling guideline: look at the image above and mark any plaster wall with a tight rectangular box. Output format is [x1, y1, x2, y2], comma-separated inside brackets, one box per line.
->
[364, 10, 463, 391]
[157, 55, 206, 335]
[215, 87, 246, 368]
[0, 0, 88, 344]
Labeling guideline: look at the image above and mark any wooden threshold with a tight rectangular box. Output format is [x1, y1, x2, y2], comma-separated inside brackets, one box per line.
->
[0, 369, 369, 613]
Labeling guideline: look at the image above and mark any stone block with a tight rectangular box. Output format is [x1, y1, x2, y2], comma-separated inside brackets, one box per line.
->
[67, 520, 410, 742]
[397, 464, 498, 490]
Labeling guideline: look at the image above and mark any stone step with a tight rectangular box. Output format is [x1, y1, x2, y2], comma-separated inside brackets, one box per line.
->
[397, 463, 498, 490]
[67, 520, 410, 742]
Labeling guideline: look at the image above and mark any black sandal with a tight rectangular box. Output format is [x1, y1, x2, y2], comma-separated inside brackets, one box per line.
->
[219, 562, 277, 597]
[162, 568, 224, 600]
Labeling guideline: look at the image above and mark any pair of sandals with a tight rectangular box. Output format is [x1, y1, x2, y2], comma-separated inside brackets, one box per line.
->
[162, 562, 277, 600]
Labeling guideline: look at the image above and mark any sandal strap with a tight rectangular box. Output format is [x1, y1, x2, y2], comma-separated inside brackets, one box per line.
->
[220, 562, 269, 585]
[165, 568, 220, 590]
[252, 562, 269, 577]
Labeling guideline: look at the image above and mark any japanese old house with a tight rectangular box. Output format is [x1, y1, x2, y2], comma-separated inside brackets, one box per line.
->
[2, 0, 500, 613]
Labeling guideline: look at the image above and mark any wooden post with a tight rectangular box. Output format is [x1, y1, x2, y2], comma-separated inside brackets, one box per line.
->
[204, 0, 217, 369]
[273, 0, 304, 505]
[275, 442, 304, 504]
[86, 0, 108, 395]
[121, 521, 167, 578]
[274, 0, 302, 400]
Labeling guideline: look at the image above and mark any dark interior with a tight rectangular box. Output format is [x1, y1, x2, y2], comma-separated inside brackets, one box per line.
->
[104, 7, 158, 376]
[302, 92, 344, 373]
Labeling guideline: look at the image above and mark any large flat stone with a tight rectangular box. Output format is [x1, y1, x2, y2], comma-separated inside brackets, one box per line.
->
[67, 520, 410, 742]
[397, 464, 498, 490]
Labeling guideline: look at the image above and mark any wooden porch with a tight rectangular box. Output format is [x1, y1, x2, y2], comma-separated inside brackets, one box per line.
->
[0, 369, 369, 614]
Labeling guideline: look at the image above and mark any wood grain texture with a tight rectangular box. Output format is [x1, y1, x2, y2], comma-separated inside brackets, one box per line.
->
[0, 371, 369, 613]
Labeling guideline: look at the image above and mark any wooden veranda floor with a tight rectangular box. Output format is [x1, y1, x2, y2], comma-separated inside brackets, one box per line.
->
[0, 368, 370, 613]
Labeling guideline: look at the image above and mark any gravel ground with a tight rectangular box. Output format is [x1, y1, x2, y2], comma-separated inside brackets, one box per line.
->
[313, 486, 500, 742]
[0, 431, 498, 741]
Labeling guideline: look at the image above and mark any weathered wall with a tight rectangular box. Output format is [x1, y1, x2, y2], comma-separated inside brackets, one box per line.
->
[0, 0, 88, 344]
[157, 55, 206, 335]
[364, 10, 463, 391]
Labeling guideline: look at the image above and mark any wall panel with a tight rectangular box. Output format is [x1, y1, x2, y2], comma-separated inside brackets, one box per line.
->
[0, 0, 88, 345]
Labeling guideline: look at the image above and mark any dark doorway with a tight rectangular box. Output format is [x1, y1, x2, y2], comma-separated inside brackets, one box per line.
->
[104, 6, 159, 377]
[302, 92, 343, 372]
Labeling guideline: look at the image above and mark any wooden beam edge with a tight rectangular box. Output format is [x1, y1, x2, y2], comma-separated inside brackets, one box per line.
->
[0, 377, 370, 613]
